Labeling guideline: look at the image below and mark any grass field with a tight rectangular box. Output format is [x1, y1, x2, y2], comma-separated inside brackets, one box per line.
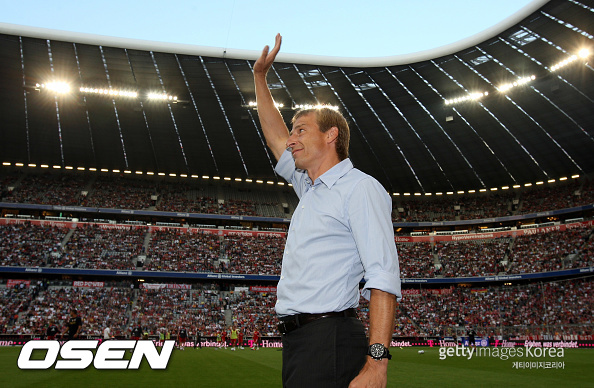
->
[1, 345, 593, 388]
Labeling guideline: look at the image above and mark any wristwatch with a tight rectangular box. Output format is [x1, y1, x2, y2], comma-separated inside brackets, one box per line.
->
[367, 343, 392, 361]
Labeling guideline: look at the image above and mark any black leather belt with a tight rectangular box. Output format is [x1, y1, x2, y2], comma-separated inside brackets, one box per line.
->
[277, 308, 358, 335]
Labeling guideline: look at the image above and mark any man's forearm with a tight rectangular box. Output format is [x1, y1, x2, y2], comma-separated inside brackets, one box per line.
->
[254, 73, 288, 160]
[368, 288, 396, 348]
[349, 289, 396, 387]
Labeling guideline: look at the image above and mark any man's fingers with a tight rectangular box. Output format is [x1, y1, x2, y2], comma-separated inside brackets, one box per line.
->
[260, 45, 270, 60]
[271, 34, 282, 56]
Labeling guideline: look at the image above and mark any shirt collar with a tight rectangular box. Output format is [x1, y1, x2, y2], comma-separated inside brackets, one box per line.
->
[314, 158, 353, 189]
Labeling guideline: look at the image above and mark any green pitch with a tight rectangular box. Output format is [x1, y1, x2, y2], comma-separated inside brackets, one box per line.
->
[1, 346, 593, 388]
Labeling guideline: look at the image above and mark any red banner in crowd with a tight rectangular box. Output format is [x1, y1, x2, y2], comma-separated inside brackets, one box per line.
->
[0, 217, 591, 242]
[7, 279, 31, 288]
[73, 281, 104, 288]
[250, 286, 277, 293]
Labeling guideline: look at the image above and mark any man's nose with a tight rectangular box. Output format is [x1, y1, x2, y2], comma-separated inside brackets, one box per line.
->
[286, 134, 296, 149]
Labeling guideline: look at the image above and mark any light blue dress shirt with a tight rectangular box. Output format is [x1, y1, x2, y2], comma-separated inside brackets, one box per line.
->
[275, 149, 401, 317]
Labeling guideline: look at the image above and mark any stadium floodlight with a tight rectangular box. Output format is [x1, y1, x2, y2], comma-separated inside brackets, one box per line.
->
[444, 91, 488, 106]
[549, 49, 589, 71]
[245, 179, 253, 182]
[571, 174, 580, 179]
[245, 101, 284, 109]
[80, 87, 138, 98]
[256, 180, 263, 184]
[147, 93, 178, 102]
[278, 182, 285, 186]
[36, 82, 71, 94]
[2, 162, 10, 166]
[15, 163, 24, 166]
[235, 178, 242, 182]
[547, 179, 555, 183]
[224, 177, 231, 181]
[559, 177, 567, 181]
[28, 164, 36, 167]
[497, 75, 536, 92]
[293, 103, 339, 111]
[213, 176, 220, 180]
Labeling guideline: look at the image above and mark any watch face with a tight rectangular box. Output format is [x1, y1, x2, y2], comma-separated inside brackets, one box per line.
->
[370, 343, 384, 358]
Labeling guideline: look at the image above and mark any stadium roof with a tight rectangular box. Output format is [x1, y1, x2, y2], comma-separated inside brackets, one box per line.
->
[0, 0, 592, 194]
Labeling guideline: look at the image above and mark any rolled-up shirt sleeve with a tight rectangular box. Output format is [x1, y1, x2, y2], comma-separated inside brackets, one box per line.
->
[347, 177, 401, 301]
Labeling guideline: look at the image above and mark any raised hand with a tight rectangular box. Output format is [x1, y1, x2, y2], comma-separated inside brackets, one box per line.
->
[254, 33, 282, 76]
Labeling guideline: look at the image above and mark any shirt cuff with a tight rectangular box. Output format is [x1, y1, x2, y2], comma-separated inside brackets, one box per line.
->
[361, 270, 402, 302]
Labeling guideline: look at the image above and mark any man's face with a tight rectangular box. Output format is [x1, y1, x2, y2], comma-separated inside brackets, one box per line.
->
[287, 112, 327, 171]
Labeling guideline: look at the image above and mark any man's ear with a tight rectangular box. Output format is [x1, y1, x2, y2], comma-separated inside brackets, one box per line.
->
[326, 127, 339, 144]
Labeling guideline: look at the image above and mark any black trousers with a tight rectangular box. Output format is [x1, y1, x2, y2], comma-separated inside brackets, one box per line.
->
[282, 316, 367, 388]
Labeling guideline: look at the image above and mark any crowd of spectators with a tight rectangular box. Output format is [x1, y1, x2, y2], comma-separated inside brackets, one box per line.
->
[222, 235, 284, 275]
[519, 181, 582, 214]
[2, 171, 592, 221]
[397, 277, 593, 338]
[392, 180, 594, 222]
[156, 192, 220, 214]
[0, 222, 68, 267]
[1, 277, 590, 338]
[1, 174, 87, 206]
[397, 243, 438, 278]
[81, 177, 156, 210]
[1, 221, 592, 277]
[393, 193, 515, 222]
[146, 229, 221, 272]
[58, 224, 145, 270]
[2, 284, 133, 337]
[435, 239, 509, 277]
[508, 225, 591, 274]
